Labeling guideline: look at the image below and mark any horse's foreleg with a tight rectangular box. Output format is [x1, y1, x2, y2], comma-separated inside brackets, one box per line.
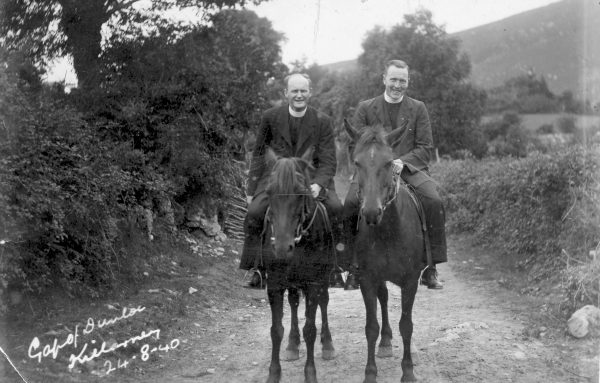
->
[360, 279, 380, 383]
[303, 285, 321, 383]
[267, 288, 285, 383]
[399, 278, 419, 382]
[318, 285, 335, 360]
[377, 281, 393, 358]
[285, 288, 301, 361]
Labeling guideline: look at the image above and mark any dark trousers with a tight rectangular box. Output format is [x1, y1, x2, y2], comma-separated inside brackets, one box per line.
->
[342, 177, 447, 267]
[239, 188, 343, 270]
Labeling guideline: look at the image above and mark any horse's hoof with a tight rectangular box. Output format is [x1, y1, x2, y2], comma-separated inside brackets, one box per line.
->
[304, 366, 318, 383]
[284, 349, 300, 361]
[377, 346, 393, 358]
[321, 348, 336, 360]
[401, 374, 418, 382]
[266, 373, 281, 383]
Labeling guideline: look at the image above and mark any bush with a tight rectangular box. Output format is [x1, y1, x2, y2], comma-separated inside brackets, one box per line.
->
[433, 144, 600, 310]
[0, 62, 168, 297]
[536, 123, 555, 134]
[557, 115, 577, 134]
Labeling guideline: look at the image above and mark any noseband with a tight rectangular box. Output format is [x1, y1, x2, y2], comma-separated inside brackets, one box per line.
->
[264, 188, 318, 246]
[355, 174, 401, 229]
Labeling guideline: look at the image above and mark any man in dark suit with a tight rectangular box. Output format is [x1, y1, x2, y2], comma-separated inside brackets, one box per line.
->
[240, 73, 342, 288]
[344, 59, 446, 290]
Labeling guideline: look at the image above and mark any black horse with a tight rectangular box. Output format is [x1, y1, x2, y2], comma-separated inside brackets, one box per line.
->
[345, 121, 430, 383]
[262, 148, 336, 383]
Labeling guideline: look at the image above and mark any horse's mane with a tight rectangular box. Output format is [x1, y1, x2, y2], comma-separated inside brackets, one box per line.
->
[267, 158, 309, 195]
[354, 126, 389, 155]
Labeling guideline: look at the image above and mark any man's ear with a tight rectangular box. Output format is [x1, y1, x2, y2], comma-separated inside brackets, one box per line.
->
[296, 147, 314, 174]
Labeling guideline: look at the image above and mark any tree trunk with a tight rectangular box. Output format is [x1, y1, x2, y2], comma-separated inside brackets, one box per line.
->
[58, 0, 108, 91]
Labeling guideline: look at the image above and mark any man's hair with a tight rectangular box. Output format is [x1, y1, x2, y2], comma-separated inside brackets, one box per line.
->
[284, 72, 312, 90]
[384, 59, 410, 76]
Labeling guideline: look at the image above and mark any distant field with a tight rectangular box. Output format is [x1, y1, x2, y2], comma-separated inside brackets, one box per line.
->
[482, 113, 600, 132]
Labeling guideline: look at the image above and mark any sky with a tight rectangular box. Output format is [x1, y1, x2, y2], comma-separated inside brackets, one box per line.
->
[247, 0, 562, 66]
[46, 0, 561, 83]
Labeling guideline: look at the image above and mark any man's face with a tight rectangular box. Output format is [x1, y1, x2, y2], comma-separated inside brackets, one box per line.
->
[383, 65, 409, 102]
[284, 75, 311, 112]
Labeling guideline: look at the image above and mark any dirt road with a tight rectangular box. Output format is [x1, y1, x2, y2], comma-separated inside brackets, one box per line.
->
[137, 239, 597, 383]
[3, 235, 598, 383]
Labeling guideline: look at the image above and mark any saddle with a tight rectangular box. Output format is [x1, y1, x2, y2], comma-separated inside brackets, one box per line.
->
[393, 175, 434, 269]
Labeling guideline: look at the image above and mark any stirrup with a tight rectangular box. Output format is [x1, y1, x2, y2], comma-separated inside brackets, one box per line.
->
[242, 268, 266, 289]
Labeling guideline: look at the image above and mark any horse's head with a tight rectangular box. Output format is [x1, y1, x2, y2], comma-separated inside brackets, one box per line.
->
[264, 147, 313, 260]
[344, 120, 402, 226]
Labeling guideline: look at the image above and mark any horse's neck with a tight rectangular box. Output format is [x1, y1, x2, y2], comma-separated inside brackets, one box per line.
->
[385, 186, 414, 222]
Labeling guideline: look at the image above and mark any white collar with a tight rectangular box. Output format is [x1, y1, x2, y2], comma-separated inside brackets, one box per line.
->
[288, 105, 307, 118]
[383, 92, 403, 104]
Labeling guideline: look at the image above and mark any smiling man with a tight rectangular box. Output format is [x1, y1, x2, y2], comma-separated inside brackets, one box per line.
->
[342, 59, 447, 290]
[239, 73, 343, 288]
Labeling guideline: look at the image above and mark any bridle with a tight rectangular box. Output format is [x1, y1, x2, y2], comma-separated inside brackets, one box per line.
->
[264, 185, 318, 246]
[354, 169, 401, 229]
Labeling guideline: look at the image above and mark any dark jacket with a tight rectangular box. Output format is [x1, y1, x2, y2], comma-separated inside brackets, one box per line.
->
[353, 94, 434, 186]
[247, 105, 337, 196]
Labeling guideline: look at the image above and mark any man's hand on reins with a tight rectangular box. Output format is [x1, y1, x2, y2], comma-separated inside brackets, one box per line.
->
[310, 184, 322, 198]
[392, 159, 404, 175]
[246, 195, 253, 205]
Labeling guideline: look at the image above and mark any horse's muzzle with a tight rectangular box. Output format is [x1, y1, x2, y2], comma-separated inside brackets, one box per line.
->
[361, 205, 383, 226]
[271, 236, 295, 259]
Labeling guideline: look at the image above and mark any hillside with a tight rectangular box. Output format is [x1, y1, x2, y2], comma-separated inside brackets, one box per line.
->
[454, 0, 599, 101]
[320, 0, 599, 105]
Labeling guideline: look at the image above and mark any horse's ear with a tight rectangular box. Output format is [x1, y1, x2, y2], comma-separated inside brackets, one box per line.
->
[296, 146, 314, 173]
[344, 119, 359, 142]
[265, 147, 278, 167]
[385, 126, 404, 146]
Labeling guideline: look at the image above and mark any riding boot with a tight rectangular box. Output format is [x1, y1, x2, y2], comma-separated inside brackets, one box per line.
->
[342, 213, 360, 290]
[329, 269, 345, 288]
[420, 265, 443, 289]
[344, 268, 360, 290]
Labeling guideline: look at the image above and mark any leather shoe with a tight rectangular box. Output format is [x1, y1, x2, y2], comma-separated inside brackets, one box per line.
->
[243, 270, 265, 289]
[329, 270, 345, 288]
[420, 267, 443, 289]
[344, 272, 360, 290]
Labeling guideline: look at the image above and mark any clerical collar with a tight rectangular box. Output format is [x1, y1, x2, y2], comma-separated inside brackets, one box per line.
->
[383, 92, 403, 104]
[289, 105, 307, 118]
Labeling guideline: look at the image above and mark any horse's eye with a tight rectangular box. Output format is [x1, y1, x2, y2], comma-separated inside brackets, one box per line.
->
[354, 161, 361, 168]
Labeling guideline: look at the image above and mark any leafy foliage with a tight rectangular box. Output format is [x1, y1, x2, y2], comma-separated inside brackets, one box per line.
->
[0, 9, 284, 300]
[484, 72, 593, 114]
[310, 9, 487, 158]
[433, 144, 600, 309]
[0, 0, 263, 90]
[482, 112, 538, 158]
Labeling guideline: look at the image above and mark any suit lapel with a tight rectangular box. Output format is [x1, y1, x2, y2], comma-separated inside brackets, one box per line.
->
[371, 95, 385, 126]
[278, 106, 293, 148]
[295, 107, 315, 156]
[396, 97, 413, 131]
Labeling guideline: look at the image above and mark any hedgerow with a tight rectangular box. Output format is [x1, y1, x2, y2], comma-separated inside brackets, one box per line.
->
[0, 10, 285, 306]
[433, 144, 600, 311]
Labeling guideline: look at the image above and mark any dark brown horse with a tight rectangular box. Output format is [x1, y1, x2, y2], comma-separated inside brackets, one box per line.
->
[262, 148, 336, 383]
[344, 121, 427, 383]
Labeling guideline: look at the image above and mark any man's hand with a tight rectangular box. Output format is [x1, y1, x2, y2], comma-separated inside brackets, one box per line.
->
[310, 184, 322, 198]
[392, 159, 404, 174]
[246, 195, 253, 205]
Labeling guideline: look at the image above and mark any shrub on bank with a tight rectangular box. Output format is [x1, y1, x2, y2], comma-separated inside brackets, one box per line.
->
[433, 144, 599, 310]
